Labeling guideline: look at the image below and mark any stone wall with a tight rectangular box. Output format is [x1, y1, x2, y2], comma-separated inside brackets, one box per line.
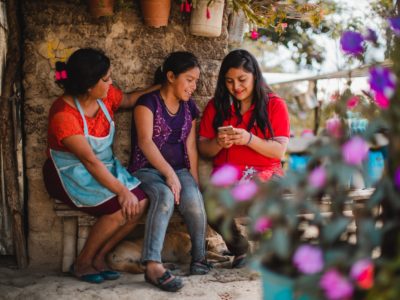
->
[23, 0, 228, 268]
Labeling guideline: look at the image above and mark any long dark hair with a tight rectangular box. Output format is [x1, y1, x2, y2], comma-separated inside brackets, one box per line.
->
[154, 51, 200, 85]
[213, 49, 274, 138]
[55, 48, 110, 96]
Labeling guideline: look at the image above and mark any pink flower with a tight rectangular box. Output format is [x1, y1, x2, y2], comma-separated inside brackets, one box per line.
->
[326, 117, 342, 138]
[374, 92, 390, 109]
[308, 166, 327, 189]
[350, 259, 374, 289]
[346, 96, 359, 109]
[293, 245, 324, 274]
[281, 22, 288, 29]
[254, 216, 272, 233]
[320, 269, 354, 300]
[251, 29, 259, 40]
[394, 167, 400, 190]
[342, 136, 369, 165]
[231, 180, 258, 202]
[210, 164, 240, 187]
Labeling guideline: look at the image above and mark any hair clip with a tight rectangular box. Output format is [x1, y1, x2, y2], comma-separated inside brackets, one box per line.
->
[55, 70, 67, 80]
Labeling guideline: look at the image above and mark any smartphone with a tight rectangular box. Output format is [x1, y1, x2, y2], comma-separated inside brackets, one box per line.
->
[218, 125, 235, 135]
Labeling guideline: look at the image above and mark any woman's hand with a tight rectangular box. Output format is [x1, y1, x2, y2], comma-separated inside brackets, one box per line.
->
[216, 132, 234, 149]
[230, 128, 252, 146]
[117, 187, 140, 221]
[165, 172, 181, 205]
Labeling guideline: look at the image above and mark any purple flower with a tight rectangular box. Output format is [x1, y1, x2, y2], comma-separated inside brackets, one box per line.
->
[340, 31, 364, 56]
[308, 166, 327, 189]
[368, 66, 397, 99]
[395, 167, 400, 190]
[254, 216, 272, 233]
[293, 245, 324, 274]
[388, 16, 400, 36]
[231, 180, 258, 202]
[342, 136, 369, 165]
[210, 164, 240, 187]
[364, 28, 378, 43]
[320, 269, 354, 300]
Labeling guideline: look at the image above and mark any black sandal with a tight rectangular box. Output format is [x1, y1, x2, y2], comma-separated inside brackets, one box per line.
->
[232, 254, 247, 269]
[190, 259, 213, 275]
[144, 269, 183, 292]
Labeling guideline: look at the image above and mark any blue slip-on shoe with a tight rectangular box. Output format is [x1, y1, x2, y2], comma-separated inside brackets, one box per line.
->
[69, 264, 104, 284]
[99, 270, 121, 280]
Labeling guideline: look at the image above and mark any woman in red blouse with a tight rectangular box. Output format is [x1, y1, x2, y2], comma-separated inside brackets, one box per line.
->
[198, 49, 290, 268]
[43, 48, 158, 283]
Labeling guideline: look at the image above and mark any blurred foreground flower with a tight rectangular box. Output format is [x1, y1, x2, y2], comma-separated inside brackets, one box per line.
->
[340, 31, 364, 56]
[254, 216, 272, 234]
[342, 136, 369, 165]
[364, 28, 378, 44]
[368, 66, 397, 99]
[210, 164, 240, 187]
[308, 166, 327, 189]
[388, 16, 400, 36]
[326, 117, 342, 138]
[293, 245, 324, 274]
[350, 259, 374, 289]
[320, 269, 354, 300]
[374, 92, 390, 109]
[346, 96, 359, 109]
[231, 180, 258, 202]
[394, 167, 400, 190]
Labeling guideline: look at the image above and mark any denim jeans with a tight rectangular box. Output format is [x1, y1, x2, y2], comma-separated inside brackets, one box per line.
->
[133, 168, 207, 263]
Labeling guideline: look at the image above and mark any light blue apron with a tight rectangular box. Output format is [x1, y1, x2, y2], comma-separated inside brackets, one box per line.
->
[50, 97, 140, 207]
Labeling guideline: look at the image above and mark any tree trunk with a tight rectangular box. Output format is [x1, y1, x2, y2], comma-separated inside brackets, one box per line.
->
[0, 0, 27, 268]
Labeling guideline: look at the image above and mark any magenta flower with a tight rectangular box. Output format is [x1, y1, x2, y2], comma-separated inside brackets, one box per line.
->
[340, 31, 364, 56]
[293, 245, 324, 274]
[395, 167, 400, 190]
[374, 92, 390, 109]
[350, 259, 374, 289]
[364, 28, 378, 44]
[342, 136, 369, 165]
[210, 164, 240, 187]
[254, 216, 272, 233]
[368, 67, 397, 99]
[308, 166, 327, 189]
[320, 269, 354, 300]
[231, 180, 258, 202]
[326, 117, 342, 138]
[251, 29, 259, 40]
[388, 16, 400, 36]
[346, 96, 359, 109]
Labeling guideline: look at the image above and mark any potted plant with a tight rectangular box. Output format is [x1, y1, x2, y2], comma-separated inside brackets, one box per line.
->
[140, 0, 172, 28]
[87, 0, 115, 18]
[205, 13, 400, 300]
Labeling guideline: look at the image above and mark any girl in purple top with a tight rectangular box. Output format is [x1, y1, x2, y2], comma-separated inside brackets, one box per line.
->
[128, 52, 210, 292]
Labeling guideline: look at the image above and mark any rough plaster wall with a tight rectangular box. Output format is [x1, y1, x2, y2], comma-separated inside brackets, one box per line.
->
[23, 0, 228, 268]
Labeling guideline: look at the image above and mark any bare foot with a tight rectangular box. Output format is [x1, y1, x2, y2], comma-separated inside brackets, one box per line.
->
[73, 262, 99, 276]
[93, 256, 109, 272]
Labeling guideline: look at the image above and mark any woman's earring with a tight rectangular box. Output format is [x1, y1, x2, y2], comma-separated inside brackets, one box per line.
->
[88, 88, 92, 92]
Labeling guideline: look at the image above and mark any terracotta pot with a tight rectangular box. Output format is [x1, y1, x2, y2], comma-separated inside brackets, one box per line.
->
[87, 0, 115, 18]
[190, 0, 224, 37]
[140, 0, 171, 28]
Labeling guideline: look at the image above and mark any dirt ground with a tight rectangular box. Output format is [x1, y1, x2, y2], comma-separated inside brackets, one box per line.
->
[0, 262, 262, 300]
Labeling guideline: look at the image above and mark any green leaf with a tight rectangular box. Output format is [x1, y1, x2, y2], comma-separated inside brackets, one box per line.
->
[272, 227, 291, 260]
[322, 217, 351, 244]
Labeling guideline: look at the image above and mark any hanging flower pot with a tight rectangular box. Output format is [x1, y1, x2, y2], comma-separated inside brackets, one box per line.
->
[140, 0, 172, 28]
[87, 0, 115, 18]
[190, 0, 225, 37]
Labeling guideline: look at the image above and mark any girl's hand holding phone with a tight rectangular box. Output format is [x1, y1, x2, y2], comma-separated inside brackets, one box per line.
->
[217, 125, 235, 148]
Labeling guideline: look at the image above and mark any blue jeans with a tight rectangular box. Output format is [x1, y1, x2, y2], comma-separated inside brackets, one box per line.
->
[133, 168, 207, 263]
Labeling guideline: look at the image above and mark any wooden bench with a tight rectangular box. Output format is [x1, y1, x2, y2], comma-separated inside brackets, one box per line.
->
[54, 200, 185, 272]
[54, 188, 375, 272]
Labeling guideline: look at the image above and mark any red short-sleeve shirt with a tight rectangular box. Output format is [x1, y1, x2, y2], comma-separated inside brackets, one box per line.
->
[47, 85, 123, 156]
[199, 93, 290, 177]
